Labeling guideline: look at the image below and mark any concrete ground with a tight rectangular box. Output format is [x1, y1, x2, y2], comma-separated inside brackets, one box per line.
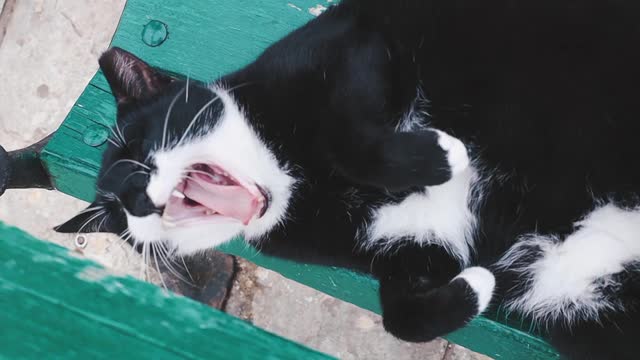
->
[0, 1, 488, 359]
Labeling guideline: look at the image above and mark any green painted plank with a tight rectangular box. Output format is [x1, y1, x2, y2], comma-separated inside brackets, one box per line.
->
[39, 0, 560, 358]
[42, 82, 116, 201]
[0, 222, 334, 360]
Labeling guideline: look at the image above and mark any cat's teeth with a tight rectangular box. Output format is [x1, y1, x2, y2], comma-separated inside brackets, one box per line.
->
[212, 174, 223, 183]
[162, 219, 176, 228]
[172, 190, 185, 199]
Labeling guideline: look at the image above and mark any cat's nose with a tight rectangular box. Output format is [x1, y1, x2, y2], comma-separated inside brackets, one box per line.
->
[128, 192, 164, 217]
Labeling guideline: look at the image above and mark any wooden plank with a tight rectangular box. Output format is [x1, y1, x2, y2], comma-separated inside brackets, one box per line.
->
[42, 83, 115, 201]
[0, 222, 334, 360]
[39, 0, 560, 358]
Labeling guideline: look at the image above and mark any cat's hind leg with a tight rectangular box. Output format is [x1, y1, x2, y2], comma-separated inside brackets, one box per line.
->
[374, 244, 495, 342]
[498, 203, 640, 359]
[379, 265, 495, 342]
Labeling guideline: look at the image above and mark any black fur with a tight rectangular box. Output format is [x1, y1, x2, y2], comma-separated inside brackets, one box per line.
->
[57, 1, 640, 358]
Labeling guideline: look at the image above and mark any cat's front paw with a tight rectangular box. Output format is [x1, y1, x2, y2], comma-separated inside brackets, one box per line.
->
[435, 130, 470, 176]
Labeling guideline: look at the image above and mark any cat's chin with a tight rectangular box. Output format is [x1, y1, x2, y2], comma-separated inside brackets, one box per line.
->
[165, 221, 244, 255]
[126, 211, 245, 255]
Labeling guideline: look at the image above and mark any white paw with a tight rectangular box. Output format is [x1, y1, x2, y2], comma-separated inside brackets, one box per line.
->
[435, 130, 470, 176]
[454, 267, 496, 314]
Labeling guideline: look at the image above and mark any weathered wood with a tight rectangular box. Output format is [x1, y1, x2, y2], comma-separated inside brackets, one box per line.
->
[39, 1, 560, 358]
[0, 222, 334, 360]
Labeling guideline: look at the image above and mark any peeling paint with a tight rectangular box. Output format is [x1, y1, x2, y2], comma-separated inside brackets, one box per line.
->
[76, 266, 111, 282]
[287, 3, 302, 11]
[309, 4, 327, 16]
[31, 253, 69, 265]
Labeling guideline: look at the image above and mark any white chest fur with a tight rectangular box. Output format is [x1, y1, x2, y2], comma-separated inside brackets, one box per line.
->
[363, 167, 480, 265]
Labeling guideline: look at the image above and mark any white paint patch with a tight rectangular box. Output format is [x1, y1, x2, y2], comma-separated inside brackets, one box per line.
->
[309, 4, 327, 16]
[76, 266, 112, 282]
[454, 267, 495, 313]
[365, 167, 480, 265]
[140, 86, 296, 254]
[501, 204, 640, 324]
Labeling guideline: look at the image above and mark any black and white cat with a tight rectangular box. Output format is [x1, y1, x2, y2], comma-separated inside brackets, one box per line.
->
[56, 0, 640, 358]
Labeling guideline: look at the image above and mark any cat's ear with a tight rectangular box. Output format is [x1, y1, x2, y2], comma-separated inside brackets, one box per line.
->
[54, 203, 123, 234]
[99, 47, 173, 104]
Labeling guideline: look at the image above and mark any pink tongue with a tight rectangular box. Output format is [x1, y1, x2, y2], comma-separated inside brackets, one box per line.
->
[183, 178, 261, 225]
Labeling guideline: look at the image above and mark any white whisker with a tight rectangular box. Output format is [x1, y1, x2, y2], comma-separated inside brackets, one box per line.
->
[76, 210, 106, 234]
[179, 255, 195, 283]
[162, 87, 187, 150]
[185, 74, 190, 103]
[102, 159, 151, 179]
[107, 137, 123, 148]
[96, 214, 109, 233]
[114, 229, 133, 253]
[121, 170, 150, 186]
[177, 96, 220, 147]
[157, 244, 194, 286]
[108, 127, 125, 147]
[76, 206, 105, 216]
[144, 242, 151, 283]
[114, 119, 127, 146]
[176, 82, 254, 147]
[152, 243, 169, 291]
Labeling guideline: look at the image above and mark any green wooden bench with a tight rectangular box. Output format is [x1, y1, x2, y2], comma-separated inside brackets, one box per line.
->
[0, 1, 560, 358]
[0, 221, 333, 359]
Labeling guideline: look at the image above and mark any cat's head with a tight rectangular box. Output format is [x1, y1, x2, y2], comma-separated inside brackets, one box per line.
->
[56, 47, 295, 254]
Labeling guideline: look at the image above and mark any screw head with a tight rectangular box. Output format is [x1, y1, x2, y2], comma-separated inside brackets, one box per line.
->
[142, 20, 168, 47]
[83, 124, 109, 147]
[75, 235, 88, 249]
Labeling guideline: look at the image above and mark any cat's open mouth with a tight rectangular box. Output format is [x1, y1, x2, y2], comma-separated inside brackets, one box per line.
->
[162, 163, 269, 227]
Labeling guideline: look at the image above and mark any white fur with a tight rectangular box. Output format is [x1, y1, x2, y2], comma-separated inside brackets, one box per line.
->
[396, 88, 469, 176]
[454, 267, 495, 313]
[132, 86, 296, 254]
[365, 167, 480, 265]
[500, 204, 640, 324]
[395, 87, 430, 133]
[113, 52, 138, 97]
[125, 212, 165, 244]
[435, 130, 470, 176]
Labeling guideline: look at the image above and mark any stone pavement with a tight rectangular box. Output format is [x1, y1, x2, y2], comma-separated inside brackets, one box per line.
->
[0, 1, 489, 359]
